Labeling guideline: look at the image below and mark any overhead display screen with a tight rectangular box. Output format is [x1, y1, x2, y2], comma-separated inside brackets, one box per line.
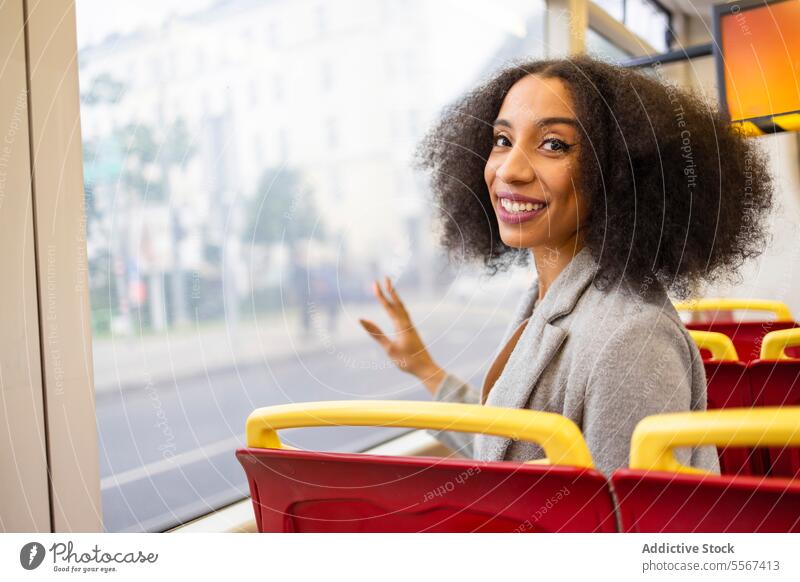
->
[714, 0, 800, 132]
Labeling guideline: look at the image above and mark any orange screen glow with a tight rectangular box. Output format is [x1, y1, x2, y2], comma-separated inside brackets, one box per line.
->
[720, 0, 800, 121]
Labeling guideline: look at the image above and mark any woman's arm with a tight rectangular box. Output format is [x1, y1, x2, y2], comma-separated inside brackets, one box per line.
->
[426, 371, 480, 457]
[359, 278, 448, 394]
[359, 278, 480, 456]
[416, 363, 447, 396]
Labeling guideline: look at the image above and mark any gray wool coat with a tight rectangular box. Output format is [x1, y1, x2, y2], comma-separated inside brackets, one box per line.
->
[428, 247, 720, 477]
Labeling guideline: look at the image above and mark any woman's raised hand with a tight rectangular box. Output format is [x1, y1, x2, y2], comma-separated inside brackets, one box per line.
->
[359, 277, 445, 394]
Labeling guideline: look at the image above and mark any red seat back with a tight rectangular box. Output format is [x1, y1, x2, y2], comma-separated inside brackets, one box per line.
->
[612, 469, 800, 532]
[703, 360, 766, 475]
[236, 448, 617, 532]
[749, 360, 800, 478]
[687, 321, 799, 362]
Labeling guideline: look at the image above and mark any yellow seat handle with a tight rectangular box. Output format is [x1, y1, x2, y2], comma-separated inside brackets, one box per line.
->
[630, 407, 800, 474]
[674, 298, 793, 322]
[245, 400, 594, 468]
[688, 330, 739, 361]
[761, 328, 800, 360]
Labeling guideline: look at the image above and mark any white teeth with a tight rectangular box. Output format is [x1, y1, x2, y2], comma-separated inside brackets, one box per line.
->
[500, 198, 545, 213]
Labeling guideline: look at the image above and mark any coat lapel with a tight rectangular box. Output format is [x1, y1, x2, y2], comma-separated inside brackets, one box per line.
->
[475, 247, 599, 462]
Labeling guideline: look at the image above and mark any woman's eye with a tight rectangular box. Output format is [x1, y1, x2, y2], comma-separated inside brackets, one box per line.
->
[492, 134, 511, 147]
[542, 137, 571, 153]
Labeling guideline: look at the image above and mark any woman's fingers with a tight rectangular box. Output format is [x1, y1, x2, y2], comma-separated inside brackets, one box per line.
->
[372, 280, 395, 315]
[358, 318, 391, 350]
[373, 278, 407, 325]
[385, 277, 411, 323]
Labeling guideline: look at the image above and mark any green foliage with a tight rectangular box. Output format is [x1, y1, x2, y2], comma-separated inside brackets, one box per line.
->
[109, 119, 195, 202]
[81, 72, 125, 105]
[246, 167, 323, 244]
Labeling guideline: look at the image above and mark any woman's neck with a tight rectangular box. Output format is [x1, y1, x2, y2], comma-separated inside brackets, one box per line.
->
[531, 235, 585, 302]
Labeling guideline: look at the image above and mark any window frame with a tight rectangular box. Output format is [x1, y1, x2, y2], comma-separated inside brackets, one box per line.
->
[587, 0, 658, 58]
[598, 0, 673, 50]
[23, 0, 102, 532]
[0, 0, 51, 533]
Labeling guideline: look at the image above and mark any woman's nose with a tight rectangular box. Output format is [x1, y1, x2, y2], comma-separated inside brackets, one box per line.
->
[496, 146, 536, 184]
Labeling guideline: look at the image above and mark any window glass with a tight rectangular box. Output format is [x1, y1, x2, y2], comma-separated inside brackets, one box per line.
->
[76, 0, 544, 532]
[586, 27, 634, 62]
[591, 0, 671, 53]
[625, 0, 669, 52]
[593, 0, 624, 21]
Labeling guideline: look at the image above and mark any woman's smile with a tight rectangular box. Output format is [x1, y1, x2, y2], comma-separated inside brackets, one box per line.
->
[495, 191, 548, 224]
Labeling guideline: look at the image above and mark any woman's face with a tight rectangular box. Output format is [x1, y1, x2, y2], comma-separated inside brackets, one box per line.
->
[484, 74, 587, 254]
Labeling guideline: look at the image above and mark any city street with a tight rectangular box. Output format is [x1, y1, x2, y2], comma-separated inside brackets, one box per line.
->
[96, 305, 514, 532]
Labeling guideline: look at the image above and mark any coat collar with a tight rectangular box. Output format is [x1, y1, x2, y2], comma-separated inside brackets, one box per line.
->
[488, 246, 600, 350]
[475, 246, 599, 461]
[533, 246, 599, 324]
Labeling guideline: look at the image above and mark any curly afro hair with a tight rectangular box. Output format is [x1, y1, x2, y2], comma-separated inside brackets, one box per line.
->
[415, 55, 774, 297]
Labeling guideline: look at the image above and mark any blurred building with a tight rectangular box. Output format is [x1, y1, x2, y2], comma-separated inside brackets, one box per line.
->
[77, 0, 547, 330]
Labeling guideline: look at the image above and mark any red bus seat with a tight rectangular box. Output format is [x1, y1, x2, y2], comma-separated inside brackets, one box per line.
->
[236, 401, 617, 532]
[688, 330, 765, 474]
[612, 408, 800, 532]
[689, 322, 799, 361]
[678, 298, 798, 361]
[749, 329, 800, 478]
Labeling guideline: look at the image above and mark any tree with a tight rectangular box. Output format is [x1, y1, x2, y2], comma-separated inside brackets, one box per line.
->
[80, 72, 125, 105]
[114, 119, 195, 203]
[246, 167, 322, 245]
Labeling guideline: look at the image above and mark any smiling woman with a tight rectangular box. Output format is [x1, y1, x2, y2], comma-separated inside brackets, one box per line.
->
[485, 74, 587, 298]
[358, 55, 776, 476]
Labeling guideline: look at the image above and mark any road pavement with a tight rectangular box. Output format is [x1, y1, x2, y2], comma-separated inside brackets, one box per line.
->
[95, 302, 514, 532]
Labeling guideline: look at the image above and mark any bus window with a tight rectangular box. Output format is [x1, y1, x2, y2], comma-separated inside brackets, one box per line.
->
[75, 0, 545, 532]
[586, 27, 634, 62]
